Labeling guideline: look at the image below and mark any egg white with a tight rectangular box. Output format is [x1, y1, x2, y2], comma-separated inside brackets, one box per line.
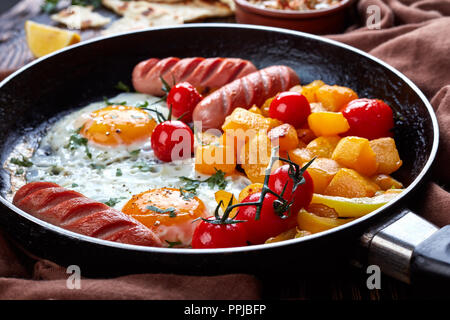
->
[26, 93, 250, 217]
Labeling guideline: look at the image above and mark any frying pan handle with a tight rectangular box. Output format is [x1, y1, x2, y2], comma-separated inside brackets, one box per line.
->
[360, 209, 450, 285]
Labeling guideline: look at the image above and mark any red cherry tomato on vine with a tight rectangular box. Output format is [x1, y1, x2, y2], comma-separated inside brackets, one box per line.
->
[268, 164, 314, 214]
[151, 120, 194, 162]
[191, 217, 248, 249]
[166, 82, 202, 123]
[269, 92, 311, 128]
[341, 98, 394, 140]
[236, 192, 297, 245]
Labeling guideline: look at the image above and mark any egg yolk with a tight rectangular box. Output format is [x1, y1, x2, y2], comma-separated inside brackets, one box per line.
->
[122, 187, 208, 246]
[80, 105, 156, 147]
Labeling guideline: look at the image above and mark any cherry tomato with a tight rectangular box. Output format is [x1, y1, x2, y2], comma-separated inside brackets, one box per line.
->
[341, 98, 394, 140]
[236, 192, 297, 245]
[269, 92, 311, 128]
[268, 164, 314, 214]
[151, 120, 194, 162]
[191, 217, 248, 249]
[166, 82, 202, 123]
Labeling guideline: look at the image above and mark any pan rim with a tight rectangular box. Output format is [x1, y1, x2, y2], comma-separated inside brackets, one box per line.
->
[0, 23, 440, 255]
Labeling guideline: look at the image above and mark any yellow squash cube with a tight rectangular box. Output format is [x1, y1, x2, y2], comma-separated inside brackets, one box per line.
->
[288, 148, 314, 166]
[315, 85, 358, 112]
[369, 137, 403, 174]
[306, 136, 341, 158]
[332, 136, 378, 176]
[300, 80, 326, 103]
[306, 158, 342, 194]
[324, 168, 380, 198]
[307, 112, 350, 136]
[195, 143, 236, 175]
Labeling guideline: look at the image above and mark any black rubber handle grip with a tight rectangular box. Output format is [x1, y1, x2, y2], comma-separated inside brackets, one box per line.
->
[411, 225, 450, 285]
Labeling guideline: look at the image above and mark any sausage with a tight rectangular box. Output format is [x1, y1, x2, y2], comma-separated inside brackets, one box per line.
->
[132, 57, 257, 96]
[13, 182, 162, 247]
[192, 65, 300, 130]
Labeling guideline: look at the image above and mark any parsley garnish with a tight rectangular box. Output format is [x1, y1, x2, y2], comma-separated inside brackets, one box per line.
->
[50, 165, 63, 175]
[165, 240, 182, 248]
[179, 188, 196, 201]
[71, 183, 79, 188]
[15, 168, 24, 175]
[103, 197, 126, 207]
[115, 81, 130, 92]
[66, 131, 92, 159]
[116, 168, 123, 177]
[136, 101, 149, 109]
[10, 155, 33, 167]
[104, 97, 127, 106]
[41, 0, 59, 13]
[129, 150, 140, 157]
[132, 162, 151, 172]
[71, 0, 101, 8]
[146, 205, 177, 217]
[41, 0, 102, 14]
[89, 163, 106, 170]
[179, 169, 228, 194]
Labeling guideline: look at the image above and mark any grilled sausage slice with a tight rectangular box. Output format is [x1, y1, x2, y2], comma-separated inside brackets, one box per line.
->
[132, 57, 257, 96]
[13, 182, 162, 247]
[192, 65, 300, 130]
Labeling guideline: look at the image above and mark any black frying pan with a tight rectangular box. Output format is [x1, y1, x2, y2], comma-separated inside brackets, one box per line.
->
[0, 24, 447, 285]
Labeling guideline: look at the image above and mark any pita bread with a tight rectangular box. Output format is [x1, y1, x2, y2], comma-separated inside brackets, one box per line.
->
[51, 5, 111, 29]
[102, 0, 233, 23]
[102, 13, 183, 35]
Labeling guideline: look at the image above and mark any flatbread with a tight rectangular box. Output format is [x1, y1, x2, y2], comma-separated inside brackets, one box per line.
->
[102, 14, 183, 35]
[102, 0, 233, 23]
[51, 5, 111, 29]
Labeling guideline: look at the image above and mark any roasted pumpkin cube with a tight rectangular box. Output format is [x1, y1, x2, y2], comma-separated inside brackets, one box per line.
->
[307, 112, 350, 136]
[306, 136, 341, 158]
[332, 136, 378, 176]
[296, 128, 316, 144]
[324, 168, 380, 198]
[222, 107, 280, 133]
[240, 131, 279, 183]
[369, 137, 403, 174]
[306, 158, 341, 194]
[288, 148, 314, 166]
[301, 80, 326, 103]
[315, 85, 358, 112]
[372, 174, 404, 190]
[195, 143, 236, 175]
[261, 97, 274, 117]
[268, 123, 299, 151]
[248, 105, 262, 115]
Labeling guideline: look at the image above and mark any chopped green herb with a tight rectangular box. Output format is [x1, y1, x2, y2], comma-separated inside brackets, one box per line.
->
[146, 205, 177, 217]
[41, 0, 59, 13]
[116, 168, 123, 177]
[179, 169, 228, 194]
[50, 165, 63, 175]
[71, 183, 79, 188]
[103, 197, 126, 207]
[132, 162, 151, 172]
[71, 0, 101, 8]
[10, 155, 33, 167]
[89, 163, 106, 170]
[165, 240, 182, 248]
[115, 81, 130, 92]
[129, 150, 140, 157]
[66, 131, 92, 159]
[15, 168, 24, 175]
[179, 188, 196, 201]
[136, 101, 149, 109]
[103, 97, 127, 106]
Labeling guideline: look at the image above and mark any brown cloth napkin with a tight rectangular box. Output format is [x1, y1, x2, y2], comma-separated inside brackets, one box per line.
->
[0, 0, 449, 300]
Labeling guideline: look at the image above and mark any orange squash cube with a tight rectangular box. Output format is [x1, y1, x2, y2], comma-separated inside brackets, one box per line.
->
[300, 80, 326, 103]
[332, 136, 378, 176]
[371, 174, 404, 190]
[195, 143, 236, 175]
[324, 168, 380, 198]
[268, 123, 299, 151]
[240, 132, 279, 183]
[369, 137, 403, 174]
[248, 105, 262, 115]
[289, 85, 303, 94]
[306, 158, 342, 194]
[307, 112, 350, 136]
[288, 148, 314, 166]
[315, 85, 358, 112]
[222, 107, 280, 133]
[306, 136, 341, 158]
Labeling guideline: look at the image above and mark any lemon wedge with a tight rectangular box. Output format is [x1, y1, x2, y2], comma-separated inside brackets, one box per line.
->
[25, 20, 81, 58]
[311, 190, 403, 218]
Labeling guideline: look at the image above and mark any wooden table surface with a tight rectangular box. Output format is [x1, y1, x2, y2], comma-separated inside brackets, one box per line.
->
[0, 0, 417, 300]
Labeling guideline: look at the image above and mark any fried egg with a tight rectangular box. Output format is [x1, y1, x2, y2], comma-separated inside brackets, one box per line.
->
[24, 93, 250, 247]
